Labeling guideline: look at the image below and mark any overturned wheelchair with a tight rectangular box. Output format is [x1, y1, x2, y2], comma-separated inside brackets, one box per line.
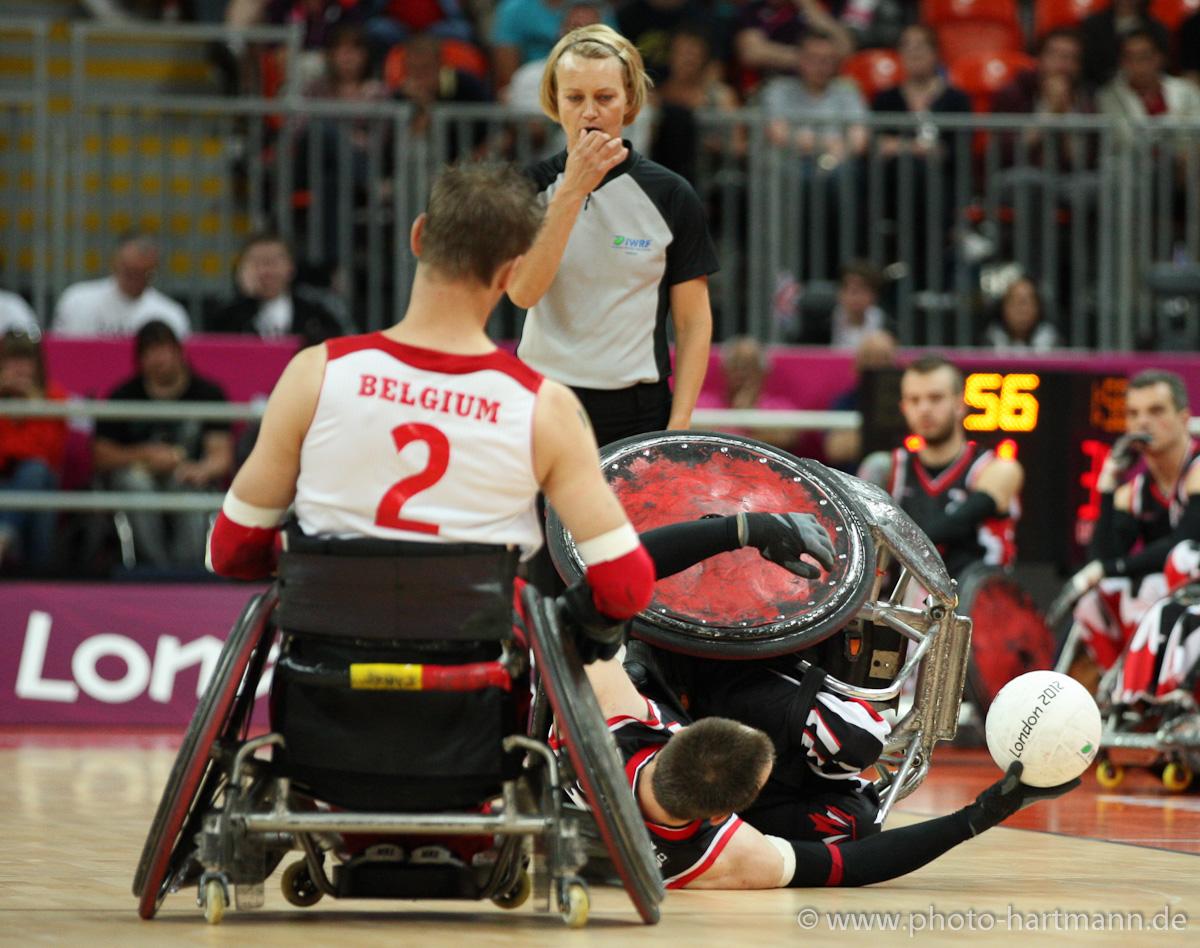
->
[546, 432, 974, 820]
[133, 531, 664, 927]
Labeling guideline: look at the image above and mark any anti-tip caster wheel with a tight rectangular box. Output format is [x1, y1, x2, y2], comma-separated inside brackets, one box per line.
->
[281, 859, 324, 907]
[559, 880, 589, 929]
[201, 877, 227, 925]
[492, 868, 531, 910]
[1095, 758, 1125, 789]
[1162, 761, 1194, 793]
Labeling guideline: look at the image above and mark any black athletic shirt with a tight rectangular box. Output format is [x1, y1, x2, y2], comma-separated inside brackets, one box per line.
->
[886, 442, 1018, 577]
[564, 696, 744, 889]
[518, 145, 719, 390]
[1127, 440, 1200, 542]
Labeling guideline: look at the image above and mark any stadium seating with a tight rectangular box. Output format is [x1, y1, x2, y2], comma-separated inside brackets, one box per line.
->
[841, 48, 905, 102]
[1149, 0, 1200, 30]
[949, 49, 1038, 113]
[1034, 0, 1111, 38]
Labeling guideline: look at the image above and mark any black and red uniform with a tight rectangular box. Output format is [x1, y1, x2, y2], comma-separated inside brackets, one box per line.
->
[886, 441, 1018, 578]
[566, 696, 745, 889]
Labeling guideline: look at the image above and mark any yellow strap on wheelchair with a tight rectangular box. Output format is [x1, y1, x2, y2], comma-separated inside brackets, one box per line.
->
[349, 663, 424, 691]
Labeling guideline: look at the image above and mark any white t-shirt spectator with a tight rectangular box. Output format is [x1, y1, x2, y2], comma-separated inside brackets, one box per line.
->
[0, 290, 38, 335]
[830, 303, 886, 350]
[53, 276, 190, 338]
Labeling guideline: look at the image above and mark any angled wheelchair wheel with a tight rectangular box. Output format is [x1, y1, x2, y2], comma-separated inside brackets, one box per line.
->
[958, 566, 1056, 712]
[133, 586, 278, 919]
[522, 586, 664, 925]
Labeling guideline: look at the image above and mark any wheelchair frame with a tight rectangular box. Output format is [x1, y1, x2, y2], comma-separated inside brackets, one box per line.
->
[133, 582, 663, 927]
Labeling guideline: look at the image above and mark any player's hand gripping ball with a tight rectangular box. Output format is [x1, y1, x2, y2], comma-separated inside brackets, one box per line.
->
[985, 671, 1101, 788]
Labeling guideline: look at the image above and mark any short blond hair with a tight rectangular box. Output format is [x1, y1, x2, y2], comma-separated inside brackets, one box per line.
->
[539, 24, 651, 127]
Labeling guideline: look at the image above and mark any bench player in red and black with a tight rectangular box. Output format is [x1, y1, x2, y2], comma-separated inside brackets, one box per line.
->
[859, 355, 1024, 582]
[1061, 371, 1200, 678]
[573, 646, 1079, 889]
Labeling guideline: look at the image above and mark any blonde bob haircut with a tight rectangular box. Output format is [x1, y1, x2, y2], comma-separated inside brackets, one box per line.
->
[539, 24, 651, 127]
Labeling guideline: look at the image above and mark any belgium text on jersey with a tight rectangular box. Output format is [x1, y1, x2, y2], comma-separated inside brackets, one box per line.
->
[357, 374, 501, 424]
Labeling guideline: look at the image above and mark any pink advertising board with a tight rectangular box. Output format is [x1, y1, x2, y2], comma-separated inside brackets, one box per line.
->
[1, 582, 269, 726]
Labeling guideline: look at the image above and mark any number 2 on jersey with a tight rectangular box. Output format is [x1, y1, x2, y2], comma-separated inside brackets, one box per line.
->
[374, 423, 450, 534]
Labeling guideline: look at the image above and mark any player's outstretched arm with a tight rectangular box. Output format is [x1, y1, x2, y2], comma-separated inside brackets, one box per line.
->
[685, 763, 1078, 890]
[206, 344, 324, 580]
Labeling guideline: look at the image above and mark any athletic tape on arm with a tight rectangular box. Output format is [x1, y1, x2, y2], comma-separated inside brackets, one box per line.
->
[764, 835, 797, 887]
[578, 523, 655, 620]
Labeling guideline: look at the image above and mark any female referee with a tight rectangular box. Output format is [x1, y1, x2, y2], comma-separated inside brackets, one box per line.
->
[508, 24, 717, 446]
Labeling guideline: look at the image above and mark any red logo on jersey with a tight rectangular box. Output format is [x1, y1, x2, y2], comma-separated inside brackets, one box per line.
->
[358, 373, 501, 425]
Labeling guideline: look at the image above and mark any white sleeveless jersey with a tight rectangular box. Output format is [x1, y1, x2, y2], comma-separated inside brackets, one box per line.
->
[295, 333, 544, 555]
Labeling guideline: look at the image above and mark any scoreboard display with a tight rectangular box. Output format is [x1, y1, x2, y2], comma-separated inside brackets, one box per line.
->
[860, 369, 1129, 570]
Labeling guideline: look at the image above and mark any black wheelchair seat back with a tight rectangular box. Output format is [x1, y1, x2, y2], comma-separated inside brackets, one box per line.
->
[271, 525, 524, 810]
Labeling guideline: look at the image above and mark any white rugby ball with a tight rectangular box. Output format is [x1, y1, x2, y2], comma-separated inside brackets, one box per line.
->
[985, 671, 1101, 787]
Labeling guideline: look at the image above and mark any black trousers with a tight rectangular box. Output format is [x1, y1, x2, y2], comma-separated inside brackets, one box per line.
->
[571, 380, 672, 448]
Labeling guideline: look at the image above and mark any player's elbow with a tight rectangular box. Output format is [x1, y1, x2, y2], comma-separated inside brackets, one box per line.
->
[583, 538, 656, 620]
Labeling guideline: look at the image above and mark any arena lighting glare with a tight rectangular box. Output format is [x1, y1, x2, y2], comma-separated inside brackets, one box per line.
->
[996, 439, 1018, 461]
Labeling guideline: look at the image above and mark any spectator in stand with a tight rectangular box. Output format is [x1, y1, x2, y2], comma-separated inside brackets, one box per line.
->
[651, 24, 745, 183]
[208, 233, 347, 345]
[734, 0, 854, 96]
[491, 0, 570, 94]
[799, 259, 887, 347]
[870, 24, 971, 277]
[298, 22, 390, 266]
[0, 289, 38, 336]
[395, 33, 490, 155]
[359, 0, 476, 53]
[759, 30, 867, 275]
[697, 336, 798, 451]
[227, 0, 358, 87]
[1078, 0, 1170, 90]
[1182, 11, 1200, 87]
[92, 321, 233, 570]
[617, 0, 715, 84]
[1097, 28, 1200, 142]
[992, 28, 1094, 166]
[824, 328, 897, 471]
[0, 333, 68, 572]
[982, 276, 1059, 351]
[53, 232, 190, 339]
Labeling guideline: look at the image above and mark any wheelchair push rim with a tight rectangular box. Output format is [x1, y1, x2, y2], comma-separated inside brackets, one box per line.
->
[133, 586, 277, 919]
[523, 586, 664, 925]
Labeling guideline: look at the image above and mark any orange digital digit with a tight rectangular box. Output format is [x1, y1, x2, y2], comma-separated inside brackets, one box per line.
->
[964, 373, 1040, 433]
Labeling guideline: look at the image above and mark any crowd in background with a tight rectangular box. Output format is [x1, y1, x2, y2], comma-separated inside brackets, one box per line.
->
[3, 0, 1200, 577]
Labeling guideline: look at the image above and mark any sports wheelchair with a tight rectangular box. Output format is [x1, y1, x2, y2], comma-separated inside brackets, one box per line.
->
[132, 529, 663, 927]
[545, 432, 974, 821]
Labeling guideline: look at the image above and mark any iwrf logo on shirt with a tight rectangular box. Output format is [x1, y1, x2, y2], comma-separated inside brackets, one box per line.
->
[612, 235, 652, 254]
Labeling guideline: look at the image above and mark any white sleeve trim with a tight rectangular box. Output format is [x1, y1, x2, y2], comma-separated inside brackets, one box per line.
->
[764, 835, 795, 888]
[222, 491, 286, 529]
[575, 523, 640, 566]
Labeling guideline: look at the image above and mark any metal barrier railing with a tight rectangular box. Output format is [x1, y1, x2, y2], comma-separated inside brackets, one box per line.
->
[2, 23, 1199, 348]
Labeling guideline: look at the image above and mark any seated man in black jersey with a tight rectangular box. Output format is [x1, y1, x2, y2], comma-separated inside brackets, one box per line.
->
[1061, 370, 1200, 679]
[578, 641, 1078, 889]
[858, 355, 1024, 582]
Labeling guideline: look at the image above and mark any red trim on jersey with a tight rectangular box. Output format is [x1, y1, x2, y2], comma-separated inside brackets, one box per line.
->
[848, 696, 885, 722]
[1150, 481, 1171, 508]
[911, 442, 978, 496]
[813, 705, 842, 751]
[326, 332, 543, 394]
[666, 818, 745, 890]
[887, 449, 902, 496]
[825, 842, 845, 886]
[623, 745, 657, 786]
[646, 817, 705, 841]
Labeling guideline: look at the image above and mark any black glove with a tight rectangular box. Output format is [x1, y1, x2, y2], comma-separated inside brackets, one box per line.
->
[1108, 432, 1152, 471]
[963, 761, 1080, 836]
[557, 581, 625, 665]
[740, 512, 836, 579]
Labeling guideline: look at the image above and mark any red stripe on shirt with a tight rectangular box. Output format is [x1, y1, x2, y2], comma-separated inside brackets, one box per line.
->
[825, 843, 844, 886]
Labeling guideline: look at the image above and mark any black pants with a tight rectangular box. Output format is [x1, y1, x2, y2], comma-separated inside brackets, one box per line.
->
[572, 380, 672, 448]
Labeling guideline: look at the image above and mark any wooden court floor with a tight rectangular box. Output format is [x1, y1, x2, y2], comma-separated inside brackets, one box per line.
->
[2, 731, 1198, 946]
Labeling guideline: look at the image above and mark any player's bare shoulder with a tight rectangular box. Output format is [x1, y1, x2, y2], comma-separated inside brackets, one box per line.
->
[532, 378, 598, 479]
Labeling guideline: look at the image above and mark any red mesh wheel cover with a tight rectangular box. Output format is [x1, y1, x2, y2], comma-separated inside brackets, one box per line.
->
[547, 433, 874, 657]
[967, 574, 1056, 707]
